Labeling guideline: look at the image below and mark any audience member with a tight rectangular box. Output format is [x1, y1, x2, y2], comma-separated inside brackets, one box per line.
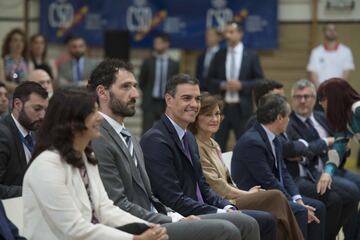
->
[195, 28, 222, 91]
[23, 89, 169, 240]
[1, 29, 28, 93]
[287, 79, 359, 240]
[139, 33, 179, 134]
[0, 82, 9, 118]
[307, 23, 355, 88]
[0, 200, 25, 239]
[28, 69, 53, 98]
[28, 33, 54, 79]
[0, 82, 48, 199]
[189, 92, 303, 240]
[141, 73, 277, 240]
[317, 78, 360, 239]
[208, 21, 264, 151]
[58, 36, 98, 87]
[231, 94, 326, 240]
[89, 59, 245, 240]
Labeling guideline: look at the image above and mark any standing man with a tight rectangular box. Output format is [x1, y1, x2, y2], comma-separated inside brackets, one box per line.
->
[232, 94, 326, 240]
[139, 33, 179, 134]
[287, 79, 360, 240]
[88, 59, 246, 240]
[208, 21, 264, 151]
[307, 23, 355, 88]
[0, 82, 48, 199]
[195, 28, 222, 91]
[141, 73, 278, 240]
[0, 83, 9, 118]
[58, 36, 98, 87]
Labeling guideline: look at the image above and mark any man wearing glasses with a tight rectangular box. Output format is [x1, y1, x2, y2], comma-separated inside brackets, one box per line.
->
[286, 79, 360, 240]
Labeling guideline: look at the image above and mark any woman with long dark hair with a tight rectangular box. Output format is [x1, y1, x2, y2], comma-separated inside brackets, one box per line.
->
[316, 78, 360, 194]
[23, 89, 168, 240]
[28, 34, 54, 79]
[189, 92, 304, 240]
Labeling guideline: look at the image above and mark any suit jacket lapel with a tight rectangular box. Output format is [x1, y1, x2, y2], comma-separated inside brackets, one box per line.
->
[101, 120, 148, 195]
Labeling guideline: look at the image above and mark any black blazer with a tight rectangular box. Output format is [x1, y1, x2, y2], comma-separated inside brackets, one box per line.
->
[139, 56, 179, 108]
[0, 115, 28, 199]
[207, 47, 264, 116]
[231, 122, 300, 200]
[286, 111, 334, 177]
[140, 115, 232, 216]
[195, 51, 207, 91]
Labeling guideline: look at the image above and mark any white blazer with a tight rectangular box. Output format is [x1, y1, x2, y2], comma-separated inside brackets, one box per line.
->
[22, 150, 148, 240]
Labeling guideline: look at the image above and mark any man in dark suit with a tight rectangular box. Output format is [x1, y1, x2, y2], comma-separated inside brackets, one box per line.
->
[0, 82, 48, 199]
[141, 73, 278, 240]
[207, 21, 264, 151]
[287, 79, 360, 240]
[139, 33, 179, 134]
[195, 28, 221, 91]
[0, 200, 25, 239]
[88, 59, 245, 240]
[232, 94, 326, 240]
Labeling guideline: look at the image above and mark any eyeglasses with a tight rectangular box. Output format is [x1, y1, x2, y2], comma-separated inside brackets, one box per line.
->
[292, 94, 315, 101]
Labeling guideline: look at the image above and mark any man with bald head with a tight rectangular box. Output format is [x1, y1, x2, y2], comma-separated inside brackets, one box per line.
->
[28, 69, 53, 97]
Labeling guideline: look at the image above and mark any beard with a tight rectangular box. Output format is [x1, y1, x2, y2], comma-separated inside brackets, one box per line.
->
[109, 90, 136, 117]
[18, 108, 42, 131]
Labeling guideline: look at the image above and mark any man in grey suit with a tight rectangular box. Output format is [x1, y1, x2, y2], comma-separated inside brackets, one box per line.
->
[88, 58, 259, 240]
[58, 36, 98, 87]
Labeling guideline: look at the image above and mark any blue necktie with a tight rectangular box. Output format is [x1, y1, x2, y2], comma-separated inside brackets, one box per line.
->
[182, 132, 204, 204]
[273, 137, 284, 187]
[76, 60, 82, 83]
[24, 134, 34, 153]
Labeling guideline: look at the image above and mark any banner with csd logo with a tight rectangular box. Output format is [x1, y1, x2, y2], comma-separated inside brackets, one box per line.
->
[41, 0, 277, 49]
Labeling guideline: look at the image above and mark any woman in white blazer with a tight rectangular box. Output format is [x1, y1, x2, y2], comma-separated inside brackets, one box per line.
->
[22, 89, 168, 240]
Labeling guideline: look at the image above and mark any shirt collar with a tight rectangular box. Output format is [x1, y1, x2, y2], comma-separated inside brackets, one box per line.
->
[166, 114, 186, 140]
[208, 45, 219, 53]
[99, 111, 125, 134]
[260, 124, 276, 143]
[295, 112, 314, 123]
[228, 42, 243, 53]
[11, 113, 29, 137]
[323, 41, 339, 51]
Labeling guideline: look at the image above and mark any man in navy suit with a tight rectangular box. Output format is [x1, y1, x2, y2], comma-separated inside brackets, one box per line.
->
[207, 21, 264, 151]
[141, 74, 277, 240]
[232, 94, 326, 240]
[195, 28, 221, 91]
[287, 79, 360, 240]
[0, 200, 25, 239]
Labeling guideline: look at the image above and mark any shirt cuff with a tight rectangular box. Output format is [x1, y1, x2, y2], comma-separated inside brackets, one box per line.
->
[298, 139, 309, 147]
[322, 137, 329, 146]
[217, 208, 227, 213]
[168, 211, 184, 222]
[292, 194, 302, 202]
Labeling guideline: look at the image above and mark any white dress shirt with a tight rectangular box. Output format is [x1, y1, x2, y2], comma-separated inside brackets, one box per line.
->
[225, 42, 243, 103]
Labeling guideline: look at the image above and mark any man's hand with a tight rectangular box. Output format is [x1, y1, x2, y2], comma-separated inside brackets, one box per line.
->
[296, 199, 320, 224]
[225, 80, 242, 91]
[317, 172, 332, 195]
[180, 215, 200, 221]
[133, 224, 168, 240]
[248, 185, 265, 194]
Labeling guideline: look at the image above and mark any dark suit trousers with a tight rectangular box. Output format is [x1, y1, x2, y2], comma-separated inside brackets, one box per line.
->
[215, 103, 249, 151]
[142, 98, 165, 135]
[288, 196, 326, 240]
[296, 177, 343, 240]
[241, 210, 276, 240]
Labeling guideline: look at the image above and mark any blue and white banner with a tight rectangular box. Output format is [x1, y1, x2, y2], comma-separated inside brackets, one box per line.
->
[40, 0, 278, 49]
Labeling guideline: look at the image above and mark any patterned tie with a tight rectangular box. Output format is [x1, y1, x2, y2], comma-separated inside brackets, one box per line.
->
[273, 137, 284, 187]
[24, 134, 34, 153]
[121, 127, 137, 165]
[182, 132, 204, 204]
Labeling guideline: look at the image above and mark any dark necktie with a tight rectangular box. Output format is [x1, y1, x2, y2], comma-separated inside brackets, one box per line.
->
[182, 132, 204, 203]
[76, 60, 82, 83]
[158, 58, 165, 98]
[120, 128, 134, 159]
[305, 118, 320, 139]
[24, 134, 34, 153]
[273, 137, 284, 187]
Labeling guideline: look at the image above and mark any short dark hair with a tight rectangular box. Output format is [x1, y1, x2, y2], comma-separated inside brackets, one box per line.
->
[165, 73, 199, 97]
[88, 58, 133, 91]
[12, 81, 48, 107]
[154, 32, 170, 43]
[227, 21, 243, 32]
[31, 89, 97, 168]
[253, 79, 284, 106]
[66, 35, 85, 44]
[256, 94, 289, 124]
[0, 82, 5, 89]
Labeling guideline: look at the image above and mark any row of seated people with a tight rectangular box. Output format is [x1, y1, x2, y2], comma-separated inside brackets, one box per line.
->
[1, 58, 360, 239]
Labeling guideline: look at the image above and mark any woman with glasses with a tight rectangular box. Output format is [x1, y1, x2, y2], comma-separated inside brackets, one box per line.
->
[189, 92, 303, 240]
